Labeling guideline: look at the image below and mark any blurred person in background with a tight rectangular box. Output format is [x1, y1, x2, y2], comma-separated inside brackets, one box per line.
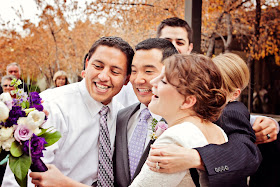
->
[1, 75, 16, 96]
[5, 62, 29, 94]
[52, 70, 69, 88]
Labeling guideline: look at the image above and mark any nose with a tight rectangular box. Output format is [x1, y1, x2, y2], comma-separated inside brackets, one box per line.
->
[133, 72, 145, 84]
[150, 75, 160, 86]
[98, 68, 110, 82]
[171, 41, 180, 53]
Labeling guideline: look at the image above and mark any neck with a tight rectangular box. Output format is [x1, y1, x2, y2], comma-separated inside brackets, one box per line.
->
[166, 114, 200, 127]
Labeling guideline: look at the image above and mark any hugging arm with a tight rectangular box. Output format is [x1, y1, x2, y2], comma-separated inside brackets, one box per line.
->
[147, 102, 262, 187]
[195, 102, 262, 186]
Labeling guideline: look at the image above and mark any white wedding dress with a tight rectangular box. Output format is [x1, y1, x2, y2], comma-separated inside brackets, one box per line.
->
[130, 122, 228, 187]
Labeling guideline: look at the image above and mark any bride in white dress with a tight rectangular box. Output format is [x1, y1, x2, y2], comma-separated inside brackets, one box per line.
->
[130, 54, 228, 187]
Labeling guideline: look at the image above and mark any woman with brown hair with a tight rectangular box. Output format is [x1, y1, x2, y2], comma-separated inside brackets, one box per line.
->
[130, 54, 228, 187]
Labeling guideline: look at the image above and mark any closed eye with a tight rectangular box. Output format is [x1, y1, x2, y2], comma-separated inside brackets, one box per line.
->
[161, 80, 167, 84]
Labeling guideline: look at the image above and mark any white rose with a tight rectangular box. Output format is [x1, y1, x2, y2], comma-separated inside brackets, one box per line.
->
[0, 101, 10, 122]
[33, 127, 42, 135]
[0, 127, 14, 141]
[17, 117, 28, 125]
[1, 137, 15, 151]
[0, 93, 12, 102]
[26, 110, 45, 130]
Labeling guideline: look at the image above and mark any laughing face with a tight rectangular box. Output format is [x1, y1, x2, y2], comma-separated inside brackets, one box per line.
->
[130, 49, 164, 106]
[84, 45, 129, 105]
[149, 67, 185, 118]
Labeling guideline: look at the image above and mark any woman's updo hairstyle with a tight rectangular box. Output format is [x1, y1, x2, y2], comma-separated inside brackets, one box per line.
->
[164, 54, 227, 122]
[212, 53, 250, 94]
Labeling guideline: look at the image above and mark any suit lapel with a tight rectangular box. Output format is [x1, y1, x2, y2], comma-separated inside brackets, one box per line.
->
[122, 103, 141, 183]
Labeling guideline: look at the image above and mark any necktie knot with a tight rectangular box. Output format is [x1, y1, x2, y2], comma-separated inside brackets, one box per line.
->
[140, 108, 151, 121]
[99, 106, 109, 116]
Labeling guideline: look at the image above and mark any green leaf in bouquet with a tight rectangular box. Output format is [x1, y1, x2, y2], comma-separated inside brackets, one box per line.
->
[10, 142, 23, 157]
[21, 101, 30, 109]
[9, 154, 31, 185]
[36, 128, 49, 136]
[15, 174, 27, 187]
[40, 131, 61, 147]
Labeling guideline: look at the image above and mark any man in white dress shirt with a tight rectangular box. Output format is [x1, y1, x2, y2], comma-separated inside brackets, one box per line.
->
[2, 36, 134, 187]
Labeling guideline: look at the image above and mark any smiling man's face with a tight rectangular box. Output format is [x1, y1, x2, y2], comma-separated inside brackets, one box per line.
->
[84, 45, 129, 105]
[130, 48, 163, 106]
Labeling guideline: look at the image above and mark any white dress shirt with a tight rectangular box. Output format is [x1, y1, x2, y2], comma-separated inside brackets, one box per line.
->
[127, 103, 162, 148]
[2, 79, 124, 186]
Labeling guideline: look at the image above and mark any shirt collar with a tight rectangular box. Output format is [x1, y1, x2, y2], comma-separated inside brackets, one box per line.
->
[78, 79, 115, 118]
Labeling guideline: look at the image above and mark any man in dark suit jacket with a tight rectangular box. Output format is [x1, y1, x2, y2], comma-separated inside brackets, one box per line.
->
[114, 38, 178, 187]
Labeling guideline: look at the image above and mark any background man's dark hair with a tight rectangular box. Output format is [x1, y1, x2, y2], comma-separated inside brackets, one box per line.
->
[135, 38, 178, 61]
[156, 17, 193, 44]
[88, 37, 134, 74]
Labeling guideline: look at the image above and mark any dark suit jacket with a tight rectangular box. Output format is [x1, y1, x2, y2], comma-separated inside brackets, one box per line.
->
[114, 103, 154, 187]
[114, 103, 140, 187]
[249, 132, 280, 187]
[196, 101, 262, 187]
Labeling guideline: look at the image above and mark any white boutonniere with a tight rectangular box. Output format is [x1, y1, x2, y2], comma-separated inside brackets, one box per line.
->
[150, 118, 168, 140]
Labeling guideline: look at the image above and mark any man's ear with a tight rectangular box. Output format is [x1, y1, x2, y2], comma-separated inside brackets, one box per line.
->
[81, 70, 85, 78]
[187, 43, 193, 54]
[229, 89, 241, 101]
[124, 75, 130, 85]
[180, 95, 196, 110]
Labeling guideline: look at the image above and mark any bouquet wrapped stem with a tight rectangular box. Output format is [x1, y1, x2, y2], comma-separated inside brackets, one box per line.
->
[30, 158, 48, 172]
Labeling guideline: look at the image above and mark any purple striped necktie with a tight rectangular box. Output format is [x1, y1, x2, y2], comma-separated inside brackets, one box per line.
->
[97, 106, 114, 187]
[128, 108, 151, 179]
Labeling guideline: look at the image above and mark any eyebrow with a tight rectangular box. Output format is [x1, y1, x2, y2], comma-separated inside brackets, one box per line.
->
[131, 64, 157, 68]
[164, 37, 186, 42]
[94, 60, 124, 72]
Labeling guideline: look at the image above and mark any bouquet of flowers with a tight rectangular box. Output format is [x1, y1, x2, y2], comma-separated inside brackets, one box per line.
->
[0, 79, 61, 187]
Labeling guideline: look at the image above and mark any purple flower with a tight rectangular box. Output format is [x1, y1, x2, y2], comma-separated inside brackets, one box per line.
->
[31, 104, 44, 111]
[28, 92, 44, 111]
[4, 106, 26, 127]
[23, 134, 47, 160]
[155, 121, 168, 137]
[28, 92, 42, 105]
[14, 124, 33, 143]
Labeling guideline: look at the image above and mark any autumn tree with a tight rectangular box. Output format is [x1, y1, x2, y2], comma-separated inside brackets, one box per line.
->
[0, 0, 184, 89]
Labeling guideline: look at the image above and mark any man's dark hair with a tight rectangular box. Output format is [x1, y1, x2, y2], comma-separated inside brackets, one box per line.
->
[83, 53, 88, 70]
[88, 37, 134, 74]
[135, 38, 178, 61]
[156, 17, 193, 43]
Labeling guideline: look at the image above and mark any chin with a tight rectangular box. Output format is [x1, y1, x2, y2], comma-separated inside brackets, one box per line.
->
[148, 102, 159, 115]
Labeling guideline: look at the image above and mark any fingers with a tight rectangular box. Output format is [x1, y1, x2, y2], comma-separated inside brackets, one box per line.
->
[29, 172, 42, 179]
[146, 160, 171, 173]
[253, 117, 277, 144]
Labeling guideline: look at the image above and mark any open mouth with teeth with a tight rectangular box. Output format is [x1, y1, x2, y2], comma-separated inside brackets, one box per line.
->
[137, 88, 151, 93]
[95, 82, 111, 92]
